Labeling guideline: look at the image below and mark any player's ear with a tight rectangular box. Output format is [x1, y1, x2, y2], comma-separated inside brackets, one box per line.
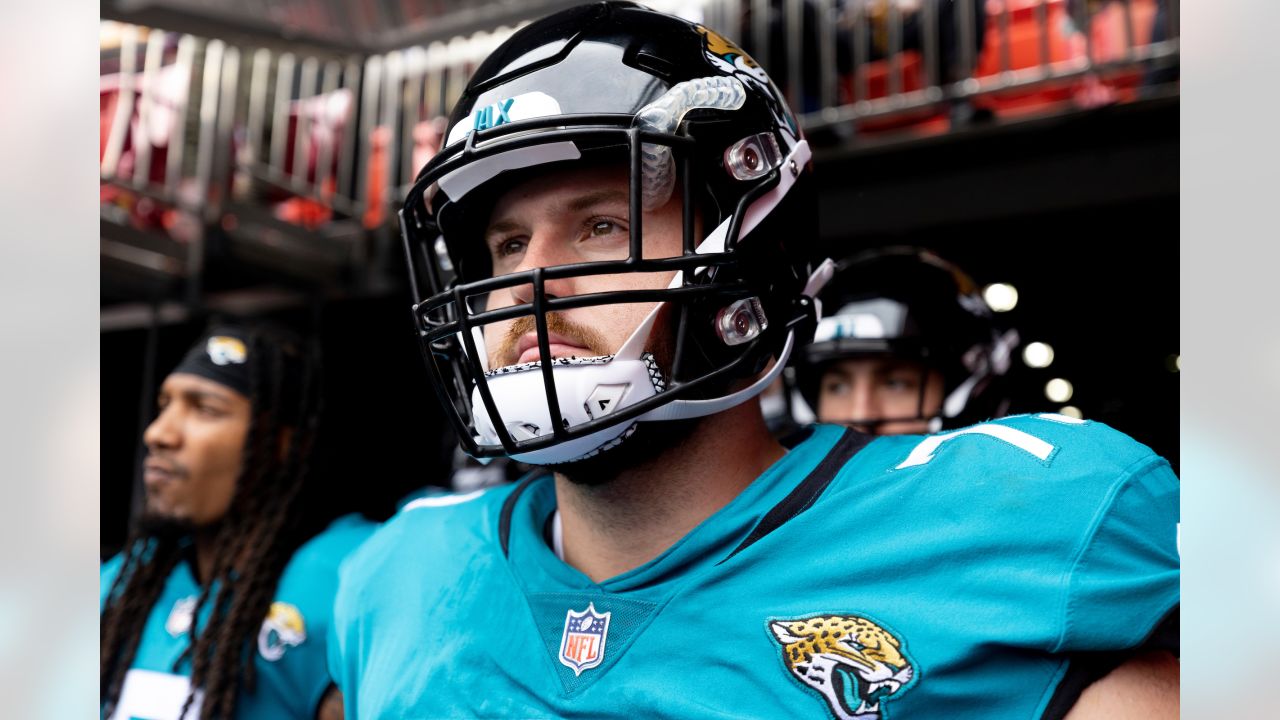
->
[770, 621, 803, 644]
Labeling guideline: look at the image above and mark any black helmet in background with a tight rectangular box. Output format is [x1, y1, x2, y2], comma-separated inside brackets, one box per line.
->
[793, 247, 1020, 434]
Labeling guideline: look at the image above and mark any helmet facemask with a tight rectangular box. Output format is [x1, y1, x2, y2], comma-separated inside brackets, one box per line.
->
[402, 91, 819, 465]
[399, 4, 830, 465]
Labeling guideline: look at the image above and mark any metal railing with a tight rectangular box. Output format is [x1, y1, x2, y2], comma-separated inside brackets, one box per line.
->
[384, 28, 520, 206]
[701, 0, 1179, 130]
[101, 0, 1178, 304]
[238, 49, 363, 217]
[101, 22, 370, 295]
[100, 25, 211, 289]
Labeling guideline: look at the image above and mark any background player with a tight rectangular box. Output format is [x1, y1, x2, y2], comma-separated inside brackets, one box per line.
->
[793, 246, 1019, 434]
[101, 322, 373, 720]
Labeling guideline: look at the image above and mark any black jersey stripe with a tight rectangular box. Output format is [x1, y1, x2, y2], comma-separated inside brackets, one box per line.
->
[498, 471, 542, 557]
[719, 427, 874, 564]
[1039, 604, 1180, 720]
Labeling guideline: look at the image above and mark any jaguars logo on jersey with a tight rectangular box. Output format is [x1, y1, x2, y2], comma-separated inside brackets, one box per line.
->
[769, 614, 916, 720]
[257, 602, 306, 662]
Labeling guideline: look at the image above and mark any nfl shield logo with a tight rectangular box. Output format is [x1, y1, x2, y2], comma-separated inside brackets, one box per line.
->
[558, 602, 612, 676]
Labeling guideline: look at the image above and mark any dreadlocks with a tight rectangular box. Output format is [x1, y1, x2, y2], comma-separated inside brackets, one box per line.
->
[100, 323, 323, 720]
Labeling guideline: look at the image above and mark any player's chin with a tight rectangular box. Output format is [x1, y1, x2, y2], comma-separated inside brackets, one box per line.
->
[135, 508, 198, 539]
[880, 421, 931, 436]
[141, 490, 173, 516]
[554, 415, 705, 486]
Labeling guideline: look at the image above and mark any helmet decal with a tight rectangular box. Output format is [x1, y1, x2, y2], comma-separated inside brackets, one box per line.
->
[445, 91, 563, 148]
[696, 25, 800, 147]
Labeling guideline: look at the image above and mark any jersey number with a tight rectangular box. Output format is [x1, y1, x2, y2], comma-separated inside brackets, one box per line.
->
[895, 414, 1083, 469]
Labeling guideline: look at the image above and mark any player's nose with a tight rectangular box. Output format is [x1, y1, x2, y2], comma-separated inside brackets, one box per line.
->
[143, 404, 182, 451]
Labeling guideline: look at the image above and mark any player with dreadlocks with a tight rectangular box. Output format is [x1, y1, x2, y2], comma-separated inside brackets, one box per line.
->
[100, 322, 374, 720]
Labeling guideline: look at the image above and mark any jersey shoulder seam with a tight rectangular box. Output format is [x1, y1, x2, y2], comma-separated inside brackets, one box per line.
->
[1052, 453, 1172, 653]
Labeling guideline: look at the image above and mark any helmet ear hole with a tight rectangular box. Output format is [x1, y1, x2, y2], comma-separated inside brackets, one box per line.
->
[714, 298, 768, 347]
[724, 133, 783, 181]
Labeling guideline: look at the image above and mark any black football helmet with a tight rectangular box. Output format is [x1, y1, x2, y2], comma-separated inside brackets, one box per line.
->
[400, 1, 829, 464]
[793, 246, 1019, 432]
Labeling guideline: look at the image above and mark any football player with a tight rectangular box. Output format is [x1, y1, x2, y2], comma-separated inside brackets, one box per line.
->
[101, 323, 375, 720]
[331, 3, 1178, 718]
[793, 246, 1019, 435]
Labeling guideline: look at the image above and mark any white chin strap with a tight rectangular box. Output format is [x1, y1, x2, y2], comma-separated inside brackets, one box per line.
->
[469, 352, 667, 466]
[467, 141, 829, 465]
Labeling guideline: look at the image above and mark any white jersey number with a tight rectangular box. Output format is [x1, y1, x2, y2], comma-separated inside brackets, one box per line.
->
[896, 414, 1082, 470]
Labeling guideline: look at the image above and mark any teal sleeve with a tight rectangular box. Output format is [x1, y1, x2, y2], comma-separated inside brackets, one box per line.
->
[327, 553, 360, 718]
[281, 514, 377, 718]
[1056, 455, 1181, 653]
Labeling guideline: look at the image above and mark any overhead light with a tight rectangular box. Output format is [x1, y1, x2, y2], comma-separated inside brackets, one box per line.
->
[1059, 405, 1083, 419]
[1045, 378, 1074, 403]
[983, 283, 1019, 312]
[1022, 342, 1055, 368]
[1166, 354, 1180, 373]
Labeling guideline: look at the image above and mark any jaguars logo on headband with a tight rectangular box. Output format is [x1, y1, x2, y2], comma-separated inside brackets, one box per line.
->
[769, 613, 917, 720]
[206, 336, 247, 366]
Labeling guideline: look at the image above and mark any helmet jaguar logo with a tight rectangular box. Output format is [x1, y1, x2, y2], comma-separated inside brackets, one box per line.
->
[696, 26, 761, 69]
[769, 614, 916, 720]
[694, 26, 797, 142]
[696, 26, 770, 86]
[258, 602, 307, 662]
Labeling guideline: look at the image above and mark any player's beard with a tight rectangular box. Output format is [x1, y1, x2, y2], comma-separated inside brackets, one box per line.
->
[550, 303, 712, 487]
[553, 413, 707, 487]
[134, 511, 200, 540]
[134, 508, 226, 542]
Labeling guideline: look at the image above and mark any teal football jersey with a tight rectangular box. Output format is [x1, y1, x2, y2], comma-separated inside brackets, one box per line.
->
[101, 513, 376, 720]
[331, 415, 1179, 719]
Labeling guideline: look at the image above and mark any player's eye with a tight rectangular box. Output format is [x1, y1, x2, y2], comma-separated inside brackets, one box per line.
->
[586, 219, 624, 238]
[822, 379, 851, 396]
[493, 236, 528, 258]
[196, 403, 227, 417]
[883, 375, 920, 392]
